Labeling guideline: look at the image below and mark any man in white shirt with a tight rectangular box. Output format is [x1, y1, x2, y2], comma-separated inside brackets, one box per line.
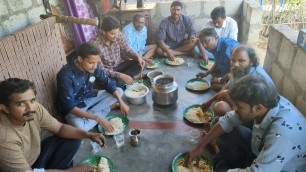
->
[194, 6, 238, 62]
[203, 6, 238, 41]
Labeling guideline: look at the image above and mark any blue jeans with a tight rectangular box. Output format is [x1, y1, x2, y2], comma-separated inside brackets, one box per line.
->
[65, 88, 123, 131]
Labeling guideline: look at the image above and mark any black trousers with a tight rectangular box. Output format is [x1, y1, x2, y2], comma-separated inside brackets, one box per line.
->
[214, 125, 257, 171]
[113, 60, 141, 87]
[32, 136, 82, 169]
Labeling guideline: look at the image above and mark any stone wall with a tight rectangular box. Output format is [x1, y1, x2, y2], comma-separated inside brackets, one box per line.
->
[149, 0, 262, 45]
[0, 0, 62, 40]
[0, 0, 45, 39]
[264, 24, 306, 116]
[151, 0, 241, 41]
[0, 0, 262, 46]
[241, 0, 262, 45]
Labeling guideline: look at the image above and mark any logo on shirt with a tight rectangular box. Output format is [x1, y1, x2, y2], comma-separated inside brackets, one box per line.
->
[89, 76, 96, 83]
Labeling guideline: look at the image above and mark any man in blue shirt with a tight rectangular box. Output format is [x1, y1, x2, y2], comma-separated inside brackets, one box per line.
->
[157, 1, 197, 61]
[57, 42, 129, 132]
[196, 27, 239, 78]
[186, 74, 306, 171]
[122, 13, 157, 65]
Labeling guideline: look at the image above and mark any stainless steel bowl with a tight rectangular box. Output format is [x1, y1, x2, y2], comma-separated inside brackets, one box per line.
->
[124, 85, 149, 105]
[147, 70, 164, 83]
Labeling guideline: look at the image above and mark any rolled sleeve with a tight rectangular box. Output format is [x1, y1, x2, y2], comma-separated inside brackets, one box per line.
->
[218, 111, 242, 133]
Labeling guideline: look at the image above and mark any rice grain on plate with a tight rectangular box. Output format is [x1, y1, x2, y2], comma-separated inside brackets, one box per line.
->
[94, 157, 110, 172]
[186, 107, 210, 123]
[176, 158, 210, 172]
[105, 117, 124, 135]
[187, 81, 209, 90]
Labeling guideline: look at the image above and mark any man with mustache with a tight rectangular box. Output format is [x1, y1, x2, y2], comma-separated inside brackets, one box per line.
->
[156, 1, 197, 61]
[185, 74, 306, 171]
[194, 6, 238, 60]
[122, 13, 157, 65]
[200, 45, 273, 118]
[90, 16, 146, 88]
[0, 78, 106, 172]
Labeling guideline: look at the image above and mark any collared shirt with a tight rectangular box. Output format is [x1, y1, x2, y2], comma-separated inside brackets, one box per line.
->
[90, 33, 139, 77]
[122, 22, 147, 57]
[219, 96, 306, 172]
[210, 37, 239, 75]
[227, 66, 274, 89]
[57, 63, 117, 115]
[158, 15, 196, 47]
[203, 17, 238, 41]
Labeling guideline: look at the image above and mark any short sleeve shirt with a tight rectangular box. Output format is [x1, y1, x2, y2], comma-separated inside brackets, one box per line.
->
[219, 96, 306, 171]
[211, 37, 239, 75]
[0, 103, 58, 172]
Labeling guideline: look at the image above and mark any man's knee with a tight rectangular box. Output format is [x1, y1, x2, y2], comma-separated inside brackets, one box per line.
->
[213, 101, 232, 116]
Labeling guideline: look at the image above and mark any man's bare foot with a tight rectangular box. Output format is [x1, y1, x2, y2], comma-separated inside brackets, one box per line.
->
[110, 102, 120, 110]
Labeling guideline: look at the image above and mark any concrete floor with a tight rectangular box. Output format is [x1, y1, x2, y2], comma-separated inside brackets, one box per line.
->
[74, 55, 216, 172]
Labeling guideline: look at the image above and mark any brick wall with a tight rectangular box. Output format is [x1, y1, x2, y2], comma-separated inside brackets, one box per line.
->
[149, 0, 261, 45]
[264, 25, 306, 116]
[0, 0, 58, 39]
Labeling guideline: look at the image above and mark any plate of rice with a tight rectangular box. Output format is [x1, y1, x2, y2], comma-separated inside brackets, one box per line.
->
[82, 155, 114, 172]
[186, 78, 210, 92]
[147, 60, 162, 69]
[165, 57, 185, 66]
[199, 60, 215, 70]
[172, 152, 213, 172]
[183, 104, 214, 124]
[98, 114, 129, 135]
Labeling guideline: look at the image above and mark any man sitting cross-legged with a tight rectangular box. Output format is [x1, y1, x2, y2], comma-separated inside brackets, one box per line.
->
[90, 16, 146, 88]
[156, 1, 197, 61]
[57, 42, 129, 132]
[0, 78, 106, 172]
[122, 13, 158, 65]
